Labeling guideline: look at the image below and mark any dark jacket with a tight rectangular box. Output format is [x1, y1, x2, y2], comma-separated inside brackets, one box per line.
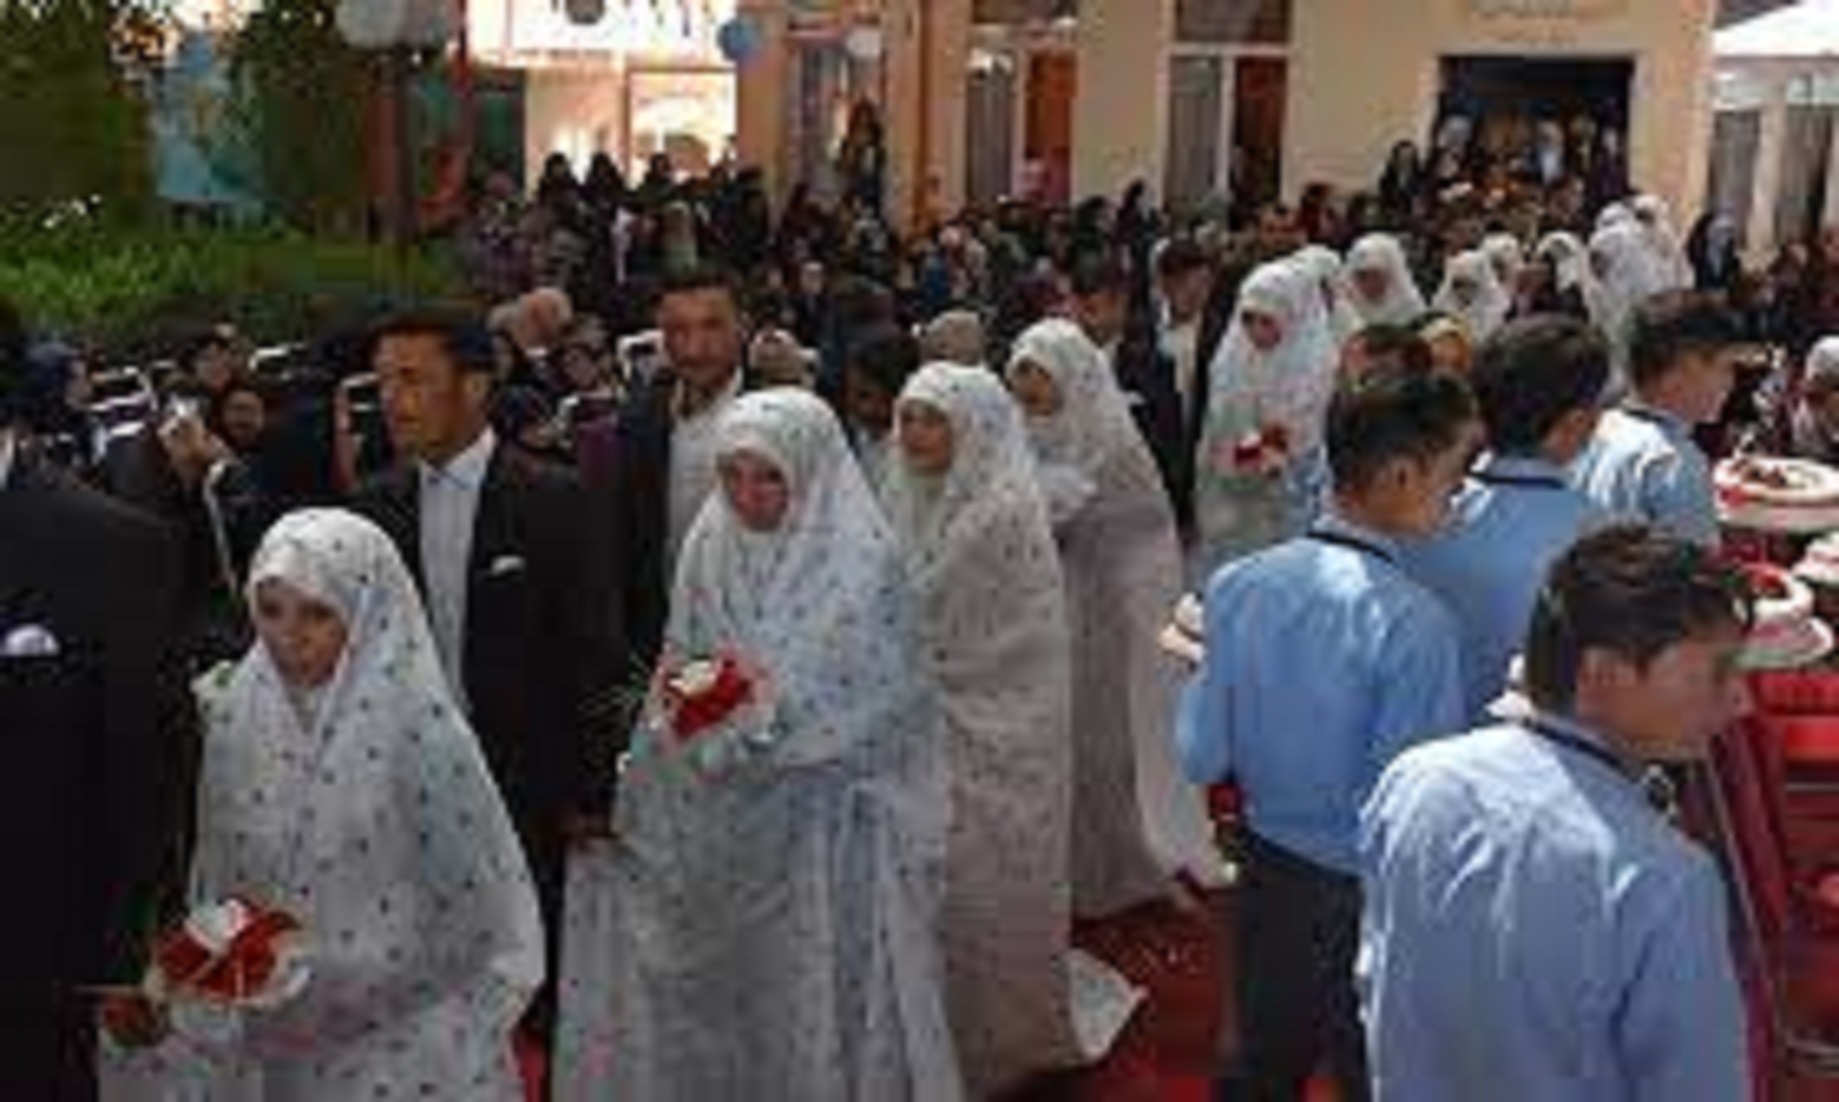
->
[1, 449, 189, 1096]
[354, 444, 625, 838]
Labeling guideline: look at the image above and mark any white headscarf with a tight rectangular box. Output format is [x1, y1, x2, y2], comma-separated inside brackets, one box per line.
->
[1631, 192, 1694, 290]
[1345, 233, 1427, 326]
[1808, 336, 1839, 388]
[1203, 257, 1340, 458]
[883, 364, 1116, 1091]
[1292, 243, 1364, 348]
[1536, 230, 1591, 295]
[1481, 232, 1526, 289]
[1586, 220, 1668, 360]
[1006, 317, 1146, 519]
[184, 508, 542, 1092]
[1434, 249, 1511, 345]
[668, 387, 935, 773]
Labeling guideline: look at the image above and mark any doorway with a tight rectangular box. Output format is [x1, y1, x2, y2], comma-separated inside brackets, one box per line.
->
[1164, 51, 1288, 215]
[1436, 55, 1633, 178]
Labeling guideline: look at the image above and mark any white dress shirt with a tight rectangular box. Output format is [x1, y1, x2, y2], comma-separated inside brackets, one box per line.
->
[418, 428, 497, 709]
[667, 371, 743, 571]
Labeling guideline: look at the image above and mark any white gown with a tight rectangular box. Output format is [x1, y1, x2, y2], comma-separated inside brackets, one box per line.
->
[1009, 320, 1226, 920]
[884, 364, 1142, 1096]
[554, 389, 962, 1102]
[102, 508, 543, 1102]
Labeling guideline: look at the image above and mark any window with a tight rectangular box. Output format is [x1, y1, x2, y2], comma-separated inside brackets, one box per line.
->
[1175, 0, 1292, 45]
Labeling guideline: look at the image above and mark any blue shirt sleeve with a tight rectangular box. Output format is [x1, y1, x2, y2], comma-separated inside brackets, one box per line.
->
[1617, 853, 1750, 1102]
[1176, 575, 1236, 785]
[1640, 451, 1719, 548]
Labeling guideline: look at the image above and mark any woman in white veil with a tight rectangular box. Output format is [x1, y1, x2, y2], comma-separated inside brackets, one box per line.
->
[1587, 219, 1669, 390]
[883, 363, 1140, 1096]
[103, 508, 543, 1100]
[1192, 258, 1340, 573]
[1292, 243, 1363, 349]
[1006, 319, 1226, 919]
[1343, 233, 1427, 327]
[1432, 248, 1511, 345]
[556, 388, 961, 1102]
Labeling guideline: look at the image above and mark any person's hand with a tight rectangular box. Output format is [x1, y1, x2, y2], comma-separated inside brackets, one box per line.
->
[99, 991, 169, 1049]
[159, 414, 230, 486]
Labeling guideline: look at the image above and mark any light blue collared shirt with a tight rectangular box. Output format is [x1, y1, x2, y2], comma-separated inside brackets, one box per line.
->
[1569, 404, 1718, 547]
[1400, 453, 1608, 720]
[1358, 716, 1748, 1102]
[1176, 513, 1465, 874]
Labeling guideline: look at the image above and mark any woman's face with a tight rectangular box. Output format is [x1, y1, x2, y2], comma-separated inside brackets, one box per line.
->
[720, 448, 792, 533]
[253, 578, 349, 690]
[1007, 360, 1063, 419]
[1352, 266, 1391, 305]
[896, 400, 955, 477]
[1241, 308, 1285, 353]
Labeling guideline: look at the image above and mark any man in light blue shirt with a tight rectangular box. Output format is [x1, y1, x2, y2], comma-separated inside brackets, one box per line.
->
[1360, 524, 1752, 1101]
[1570, 291, 1741, 547]
[1403, 316, 1610, 719]
[1178, 366, 1474, 1099]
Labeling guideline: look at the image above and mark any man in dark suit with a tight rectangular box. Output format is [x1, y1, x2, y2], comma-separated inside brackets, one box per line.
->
[0, 298, 189, 1097]
[608, 265, 751, 670]
[350, 307, 624, 1043]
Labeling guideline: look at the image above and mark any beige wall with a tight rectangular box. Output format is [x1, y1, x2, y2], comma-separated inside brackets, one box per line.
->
[1286, 0, 1717, 218]
[524, 66, 630, 184]
[1070, 0, 1174, 200]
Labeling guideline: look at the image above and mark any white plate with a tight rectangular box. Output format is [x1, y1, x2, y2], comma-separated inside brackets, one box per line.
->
[1742, 617, 1836, 671]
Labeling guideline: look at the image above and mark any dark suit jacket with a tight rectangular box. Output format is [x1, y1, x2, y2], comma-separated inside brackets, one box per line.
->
[0, 450, 188, 1067]
[354, 443, 625, 850]
[607, 368, 753, 672]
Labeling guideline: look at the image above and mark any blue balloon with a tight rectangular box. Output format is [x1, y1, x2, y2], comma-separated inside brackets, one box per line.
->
[717, 16, 761, 65]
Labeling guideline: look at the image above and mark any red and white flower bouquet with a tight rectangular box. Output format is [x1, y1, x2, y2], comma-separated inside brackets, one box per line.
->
[1215, 422, 1290, 478]
[650, 650, 777, 774]
[145, 896, 310, 1011]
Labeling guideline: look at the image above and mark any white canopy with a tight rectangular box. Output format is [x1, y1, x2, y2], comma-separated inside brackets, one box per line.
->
[1716, 0, 1839, 60]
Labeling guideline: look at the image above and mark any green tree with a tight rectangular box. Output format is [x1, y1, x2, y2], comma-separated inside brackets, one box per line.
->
[230, 0, 370, 233]
[0, 0, 161, 225]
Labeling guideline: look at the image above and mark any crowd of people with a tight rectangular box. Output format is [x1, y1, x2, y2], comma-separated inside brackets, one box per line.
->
[7, 130, 1837, 1100]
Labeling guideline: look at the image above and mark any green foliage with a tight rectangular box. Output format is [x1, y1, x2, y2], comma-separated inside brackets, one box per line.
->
[0, 224, 467, 353]
[0, 0, 161, 222]
[230, 0, 371, 233]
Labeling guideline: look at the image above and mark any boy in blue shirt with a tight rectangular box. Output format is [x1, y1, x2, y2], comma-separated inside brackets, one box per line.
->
[1571, 291, 1741, 546]
[1403, 316, 1610, 719]
[1360, 524, 1752, 1101]
[1177, 366, 1476, 1100]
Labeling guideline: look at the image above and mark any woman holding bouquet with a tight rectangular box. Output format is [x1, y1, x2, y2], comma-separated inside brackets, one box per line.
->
[556, 388, 961, 1101]
[882, 363, 1140, 1095]
[1193, 258, 1341, 574]
[103, 508, 544, 1100]
[1005, 319, 1225, 919]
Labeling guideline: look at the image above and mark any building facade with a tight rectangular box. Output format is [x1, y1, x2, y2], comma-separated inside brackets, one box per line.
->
[734, 0, 1718, 225]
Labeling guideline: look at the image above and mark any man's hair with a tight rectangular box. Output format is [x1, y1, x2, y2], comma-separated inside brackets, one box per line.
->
[1326, 364, 1476, 493]
[1155, 238, 1212, 280]
[1524, 524, 1751, 711]
[371, 305, 498, 376]
[1472, 316, 1609, 454]
[1628, 290, 1741, 391]
[1069, 252, 1129, 299]
[844, 322, 920, 397]
[0, 296, 25, 424]
[1350, 324, 1434, 377]
[656, 263, 743, 309]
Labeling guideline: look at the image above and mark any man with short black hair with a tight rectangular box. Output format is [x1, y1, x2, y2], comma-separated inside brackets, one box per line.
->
[1178, 365, 1478, 1100]
[607, 263, 752, 671]
[353, 304, 623, 1052]
[1402, 315, 1611, 718]
[1360, 524, 1752, 1101]
[1570, 291, 1742, 546]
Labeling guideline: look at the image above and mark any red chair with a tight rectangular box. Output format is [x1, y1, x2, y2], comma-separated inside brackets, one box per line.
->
[1707, 720, 1839, 1088]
